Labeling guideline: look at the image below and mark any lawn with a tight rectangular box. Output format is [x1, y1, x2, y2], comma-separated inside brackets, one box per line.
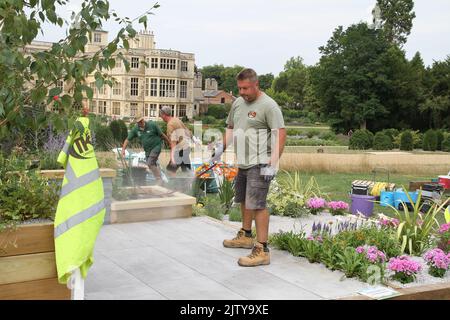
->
[276, 171, 449, 220]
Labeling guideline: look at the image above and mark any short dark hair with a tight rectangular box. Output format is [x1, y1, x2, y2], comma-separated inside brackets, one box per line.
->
[236, 68, 258, 82]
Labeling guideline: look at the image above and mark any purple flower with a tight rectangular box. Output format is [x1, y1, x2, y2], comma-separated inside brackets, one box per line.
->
[43, 127, 68, 153]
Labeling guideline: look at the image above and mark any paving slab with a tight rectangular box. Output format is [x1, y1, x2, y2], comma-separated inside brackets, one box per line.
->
[85, 216, 368, 300]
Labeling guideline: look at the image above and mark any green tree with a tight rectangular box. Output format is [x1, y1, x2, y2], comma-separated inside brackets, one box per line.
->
[220, 65, 245, 96]
[377, 0, 416, 46]
[272, 56, 308, 108]
[200, 64, 225, 87]
[258, 73, 274, 91]
[373, 48, 426, 131]
[265, 88, 294, 108]
[0, 0, 157, 152]
[420, 56, 450, 129]
[311, 23, 391, 133]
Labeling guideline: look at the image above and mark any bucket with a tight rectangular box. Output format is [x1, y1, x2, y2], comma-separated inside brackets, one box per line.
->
[350, 194, 376, 217]
[394, 190, 418, 208]
[438, 176, 450, 190]
[380, 191, 394, 207]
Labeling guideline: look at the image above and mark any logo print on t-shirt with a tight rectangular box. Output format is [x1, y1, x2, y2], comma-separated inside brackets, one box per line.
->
[248, 111, 257, 119]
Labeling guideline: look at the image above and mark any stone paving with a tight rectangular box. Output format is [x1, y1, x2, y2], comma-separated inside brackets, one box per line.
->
[85, 216, 368, 300]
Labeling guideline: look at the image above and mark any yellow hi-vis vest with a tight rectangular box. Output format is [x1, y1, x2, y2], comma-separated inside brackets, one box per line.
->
[54, 116, 105, 284]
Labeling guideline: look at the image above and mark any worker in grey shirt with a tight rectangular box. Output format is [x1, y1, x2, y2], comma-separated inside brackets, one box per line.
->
[210, 68, 286, 267]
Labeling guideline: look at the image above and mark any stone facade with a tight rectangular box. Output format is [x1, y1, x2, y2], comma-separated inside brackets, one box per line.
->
[25, 30, 197, 121]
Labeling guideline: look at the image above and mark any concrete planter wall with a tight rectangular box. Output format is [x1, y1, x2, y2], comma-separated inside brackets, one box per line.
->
[0, 223, 70, 300]
[40, 169, 116, 224]
[111, 185, 196, 224]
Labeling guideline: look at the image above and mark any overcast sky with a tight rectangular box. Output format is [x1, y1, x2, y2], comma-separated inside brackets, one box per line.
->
[38, 0, 450, 76]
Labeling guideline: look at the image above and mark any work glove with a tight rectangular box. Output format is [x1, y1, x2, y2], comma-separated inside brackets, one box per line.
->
[209, 142, 224, 163]
[260, 164, 278, 182]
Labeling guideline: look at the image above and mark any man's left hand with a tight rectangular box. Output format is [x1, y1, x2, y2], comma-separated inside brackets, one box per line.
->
[260, 164, 278, 182]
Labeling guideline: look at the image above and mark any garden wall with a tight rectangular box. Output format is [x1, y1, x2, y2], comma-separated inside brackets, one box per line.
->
[0, 223, 70, 300]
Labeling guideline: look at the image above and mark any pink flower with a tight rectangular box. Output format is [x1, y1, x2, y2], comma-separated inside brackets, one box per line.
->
[327, 201, 349, 211]
[388, 256, 422, 275]
[355, 245, 386, 263]
[306, 197, 327, 209]
[439, 223, 450, 234]
[423, 249, 450, 270]
[378, 217, 400, 228]
[356, 246, 365, 254]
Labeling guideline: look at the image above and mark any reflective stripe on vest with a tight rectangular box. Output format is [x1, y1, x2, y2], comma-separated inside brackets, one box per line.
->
[59, 162, 100, 199]
[54, 198, 105, 238]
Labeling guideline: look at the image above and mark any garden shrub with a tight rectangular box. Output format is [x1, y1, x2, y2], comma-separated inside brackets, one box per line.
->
[423, 129, 438, 151]
[381, 129, 400, 141]
[413, 131, 424, 149]
[206, 105, 228, 119]
[201, 115, 217, 125]
[319, 131, 337, 141]
[372, 132, 393, 150]
[442, 135, 450, 152]
[400, 130, 413, 151]
[0, 156, 59, 231]
[109, 119, 128, 145]
[349, 129, 374, 150]
[286, 128, 303, 136]
[93, 125, 114, 151]
[285, 138, 340, 146]
[306, 129, 320, 138]
[436, 130, 444, 151]
[228, 206, 242, 222]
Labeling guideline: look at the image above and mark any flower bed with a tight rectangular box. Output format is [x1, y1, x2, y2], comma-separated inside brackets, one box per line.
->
[268, 211, 450, 289]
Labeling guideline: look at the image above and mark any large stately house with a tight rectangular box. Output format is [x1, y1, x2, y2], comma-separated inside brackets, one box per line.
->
[25, 29, 197, 121]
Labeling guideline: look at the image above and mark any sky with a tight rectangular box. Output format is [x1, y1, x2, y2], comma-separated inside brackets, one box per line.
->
[38, 0, 450, 76]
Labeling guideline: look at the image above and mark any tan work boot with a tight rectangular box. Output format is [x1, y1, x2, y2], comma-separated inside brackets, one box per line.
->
[238, 242, 270, 267]
[223, 228, 254, 249]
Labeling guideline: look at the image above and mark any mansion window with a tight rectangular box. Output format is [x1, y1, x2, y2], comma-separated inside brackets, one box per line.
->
[160, 79, 175, 97]
[113, 82, 121, 95]
[131, 57, 140, 69]
[130, 77, 139, 96]
[145, 103, 157, 118]
[112, 102, 121, 115]
[150, 78, 158, 97]
[151, 58, 158, 69]
[179, 80, 187, 99]
[160, 58, 176, 70]
[178, 105, 187, 118]
[97, 100, 107, 114]
[94, 33, 102, 43]
[181, 61, 188, 72]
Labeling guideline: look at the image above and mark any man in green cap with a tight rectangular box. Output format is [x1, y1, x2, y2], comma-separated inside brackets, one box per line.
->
[121, 116, 170, 184]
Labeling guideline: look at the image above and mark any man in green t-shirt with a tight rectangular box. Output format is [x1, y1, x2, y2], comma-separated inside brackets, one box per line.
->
[121, 116, 170, 184]
[210, 68, 287, 267]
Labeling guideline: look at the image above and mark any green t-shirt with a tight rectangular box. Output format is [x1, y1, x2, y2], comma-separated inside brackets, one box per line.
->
[226, 92, 285, 169]
[127, 121, 163, 155]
